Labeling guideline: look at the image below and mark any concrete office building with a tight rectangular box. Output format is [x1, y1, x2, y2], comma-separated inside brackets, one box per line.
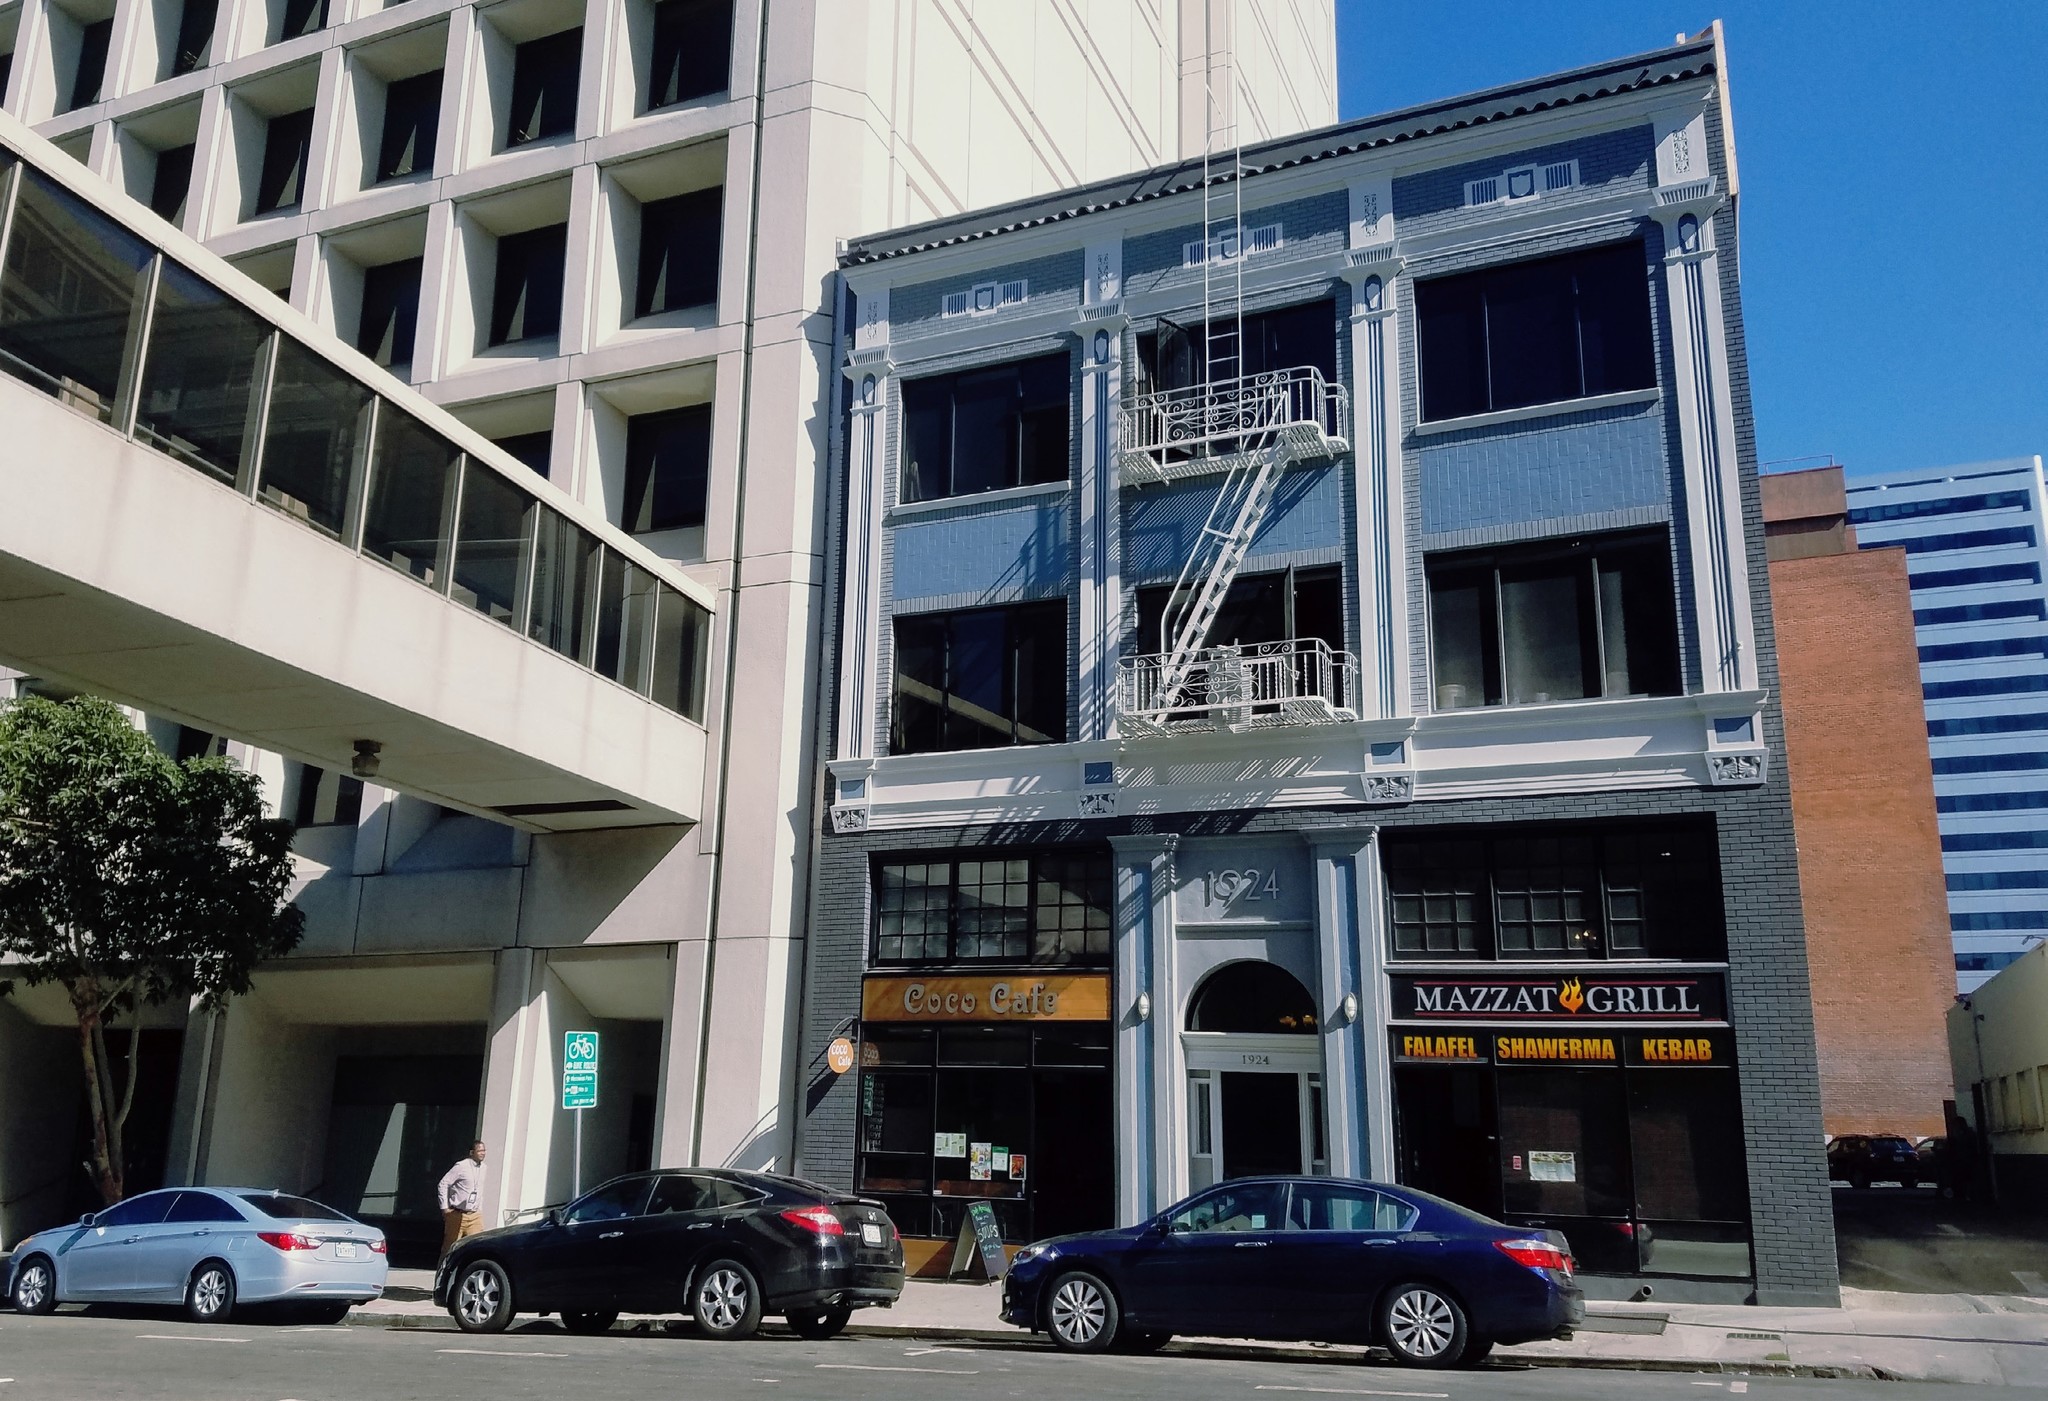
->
[1948, 941, 2048, 1203]
[0, 0, 1336, 1251]
[1846, 458, 2048, 991]
[800, 28, 1842, 1303]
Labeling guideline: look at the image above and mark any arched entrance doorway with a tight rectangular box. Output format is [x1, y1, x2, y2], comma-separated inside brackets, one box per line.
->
[1183, 961, 1326, 1190]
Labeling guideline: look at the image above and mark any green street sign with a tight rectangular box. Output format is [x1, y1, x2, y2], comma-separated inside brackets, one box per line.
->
[564, 1031, 600, 1110]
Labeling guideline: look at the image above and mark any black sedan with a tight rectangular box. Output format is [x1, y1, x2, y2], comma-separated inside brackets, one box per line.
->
[1000, 1176, 1582, 1368]
[434, 1169, 904, 1340]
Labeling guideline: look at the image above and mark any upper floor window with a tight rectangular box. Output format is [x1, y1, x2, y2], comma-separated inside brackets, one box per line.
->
[1415, 240, 1654, 422]
[893, 600, 1065, 755]
[623, 404, 710, 534]
[274, 0, 326, 44]
[1134, 298, 1337, 395]
[357, 257, 422, 371]
[507, 28, 581, 147]
[376, 70, 442, 182]
[489, 224, 568, 346]
[649, 0, 733, 110]
[66, 18, 112, 112]
[253, 107, 314, 215]
[150, 144, 195, 225]
[900, 353, 1068, 504]
[1426, 530, 1677, 711]
[1134, 565, 1342, 657]
[636, 187, 721, 317]
[873, 851, 1112, 965]
[171, 0, 217, 74]
[1384, 821, 1724, 962]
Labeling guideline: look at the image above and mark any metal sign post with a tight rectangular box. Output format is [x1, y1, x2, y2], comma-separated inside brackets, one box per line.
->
[562, 1030, 600, 1197]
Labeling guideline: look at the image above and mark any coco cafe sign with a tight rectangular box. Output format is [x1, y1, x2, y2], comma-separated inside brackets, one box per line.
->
[862, 973, 1111, 1023]
[1389, 971, 1727, 1022]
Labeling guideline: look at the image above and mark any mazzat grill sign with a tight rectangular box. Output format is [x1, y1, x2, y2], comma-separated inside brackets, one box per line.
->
[1390, 971, 1725, 1022]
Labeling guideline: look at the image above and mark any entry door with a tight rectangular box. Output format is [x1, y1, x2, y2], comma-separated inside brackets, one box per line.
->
[1220, 1073, 1304, 1179]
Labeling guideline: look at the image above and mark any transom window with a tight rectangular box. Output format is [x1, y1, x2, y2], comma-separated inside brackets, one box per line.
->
[1384, 822, 1724, 961]
[872, 852, 1112, 965]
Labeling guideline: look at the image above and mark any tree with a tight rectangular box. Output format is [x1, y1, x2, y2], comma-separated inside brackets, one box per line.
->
[0, 696, 304, 1204]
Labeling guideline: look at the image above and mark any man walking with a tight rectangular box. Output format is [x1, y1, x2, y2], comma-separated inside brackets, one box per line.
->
[438, 1140, 487, 1260]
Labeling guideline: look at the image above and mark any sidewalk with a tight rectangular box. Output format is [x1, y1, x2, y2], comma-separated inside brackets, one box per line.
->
[363, 1270, 2048, 1386]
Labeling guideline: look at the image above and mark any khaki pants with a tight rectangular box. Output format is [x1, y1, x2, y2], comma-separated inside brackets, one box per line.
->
[440, 1208, 482, 1260]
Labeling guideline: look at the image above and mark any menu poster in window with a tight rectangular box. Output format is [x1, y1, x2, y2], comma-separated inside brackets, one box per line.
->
[969, 1142, 993, 1181]
[1008, 1153, 1027, 1181]
[991, 1147, 1010, 1175]
[1528, 1151, 1577, 1183]
[933, 1131, 967, 1158]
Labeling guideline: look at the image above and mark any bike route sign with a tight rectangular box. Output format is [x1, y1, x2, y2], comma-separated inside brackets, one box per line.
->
[563, 1030, 600, 1110]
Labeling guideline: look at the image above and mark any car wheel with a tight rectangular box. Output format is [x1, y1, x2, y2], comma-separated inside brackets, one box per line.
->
[562, 1310, 618, 1335]
[1458, 1337, 1495, 1367]
[185, 1262, 237, 1325]
[692, 1259, 763, 1340]
[1113, 1328, 1171, 1354]
[785, 1306, 852, 1340]
[1043, 1270, 1118, 1354]
[1850, 1172, 1870, 1191]
[302, 1301, 352, 1325]
[452, 1260, 514, 1334]
[1901, 1175, 1918, 1190]
[11, 1257, 57, 1315]
[1379, 1282, 1467, 1369]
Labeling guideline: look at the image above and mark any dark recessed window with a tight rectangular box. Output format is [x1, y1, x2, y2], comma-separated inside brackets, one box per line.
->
[648, 0, 733, 110]
[900, 353, 1069, 504]
[171, 0, 217, 73]
[489, 223, 568, 346]
[0, 52, 14, 104]
[1135, 298, 1337, 393]
[357, 257, 422, 369]
[1426, 530, 1678, 711]
[68, 18, 112, 111]
[253, 107, 315, 214]
[623, 404, 711, 534]
[375, 70, 441, 182]
[150, 143, 195, 224]
[1135, 566, 1342, 657]
[1415, 240, 1655, 421]
[1384, 822, 1725, 962]
[507, 28, 581, 147]
[493, 430, 552, 476]
[635, 186, 721, 318]
[872, 851, 1112, 965]
[893, 601, 1066, 755]
[275, 0, 325, 42]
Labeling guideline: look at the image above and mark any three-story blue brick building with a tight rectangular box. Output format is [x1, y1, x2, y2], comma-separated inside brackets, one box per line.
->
[796, 27, 1838, 1305]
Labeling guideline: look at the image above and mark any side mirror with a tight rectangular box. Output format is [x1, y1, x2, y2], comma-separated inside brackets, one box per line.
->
[546, 1207, 564, 1227]
[78, 1212, 98, 1228]
[1149, 1216, 1173, 1237]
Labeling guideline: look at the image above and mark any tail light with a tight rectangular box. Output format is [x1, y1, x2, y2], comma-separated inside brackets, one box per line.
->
[892, 1221, 901, 1242]
[1495, 1238, 1573, 1276]
[370, 1239, 388, 1255]
[780, 1206, 845, 1236]
[258, 1232, 320, 1252]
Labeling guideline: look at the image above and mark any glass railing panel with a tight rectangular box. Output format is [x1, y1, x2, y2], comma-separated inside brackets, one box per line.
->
[0, 166, 154, 424]
[649, 582, 710, 721]
[528, 506, 599, 662]
[258, 337, 374, 537]
[135, 259, 273, 485]
[450, 458, 532, 626]
[361, 403, 459, 585]
[619, 563, 656, 693]
[592, 547, 627, 682]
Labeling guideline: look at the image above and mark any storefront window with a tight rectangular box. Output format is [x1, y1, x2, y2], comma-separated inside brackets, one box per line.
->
[872, 851, 1112, 966]
[1385, 821, 1725, 961]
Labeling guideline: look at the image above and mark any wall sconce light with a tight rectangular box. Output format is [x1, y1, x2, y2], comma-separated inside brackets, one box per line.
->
[1342, 992, 1360, 1024]
[1135, 991, 1153, 1022]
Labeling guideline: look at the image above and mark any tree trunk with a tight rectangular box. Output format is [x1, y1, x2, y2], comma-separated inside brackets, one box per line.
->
[70, 982, 125, 1205]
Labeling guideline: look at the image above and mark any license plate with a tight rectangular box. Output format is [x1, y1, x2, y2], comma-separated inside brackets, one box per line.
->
[336, 1243, 359, 1260]
[860, 1223, 882, 1247]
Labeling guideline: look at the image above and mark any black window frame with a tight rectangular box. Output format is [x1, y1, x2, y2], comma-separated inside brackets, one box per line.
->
[634, 185, 721, 318]
[1425, 529, 1679, 711]
[1415, 239, 1656, 422]
[506, 27, 581, 148]
[1383, 820, 1726, 963]
[647, 0, 733, 110]
[891, 599, 1067, 755]
[488, 223, 568, 346]
[253, 106, 315, 215]
[375, 68, 442, 183]
[870, 849, 1114, 967]
[899, 352, 1071, 504]
[622, 403, 711, 534]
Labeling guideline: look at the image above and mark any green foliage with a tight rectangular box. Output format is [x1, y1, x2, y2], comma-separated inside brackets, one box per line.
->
[0, 695, 304, 1200]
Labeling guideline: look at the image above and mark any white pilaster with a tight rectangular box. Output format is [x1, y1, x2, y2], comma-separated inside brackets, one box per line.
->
[1110, 832, 1178, 1222]
[1074, 298, 1125, 744]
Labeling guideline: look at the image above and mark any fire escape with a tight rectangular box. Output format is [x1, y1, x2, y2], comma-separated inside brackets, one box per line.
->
[1114, 41, 1355, 738]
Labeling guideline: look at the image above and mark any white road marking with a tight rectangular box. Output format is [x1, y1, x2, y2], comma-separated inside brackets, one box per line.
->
[1732, 1385, 1749, 1395]
[817, 1363, 980, 1375]
[135, 1334, 248, 1344]
[436, 1348, 569, 1358]
[2015, 1270, 2048, 1296]
[903, 1346, 978, 1356]
[1252, 1388, 1449, 1399]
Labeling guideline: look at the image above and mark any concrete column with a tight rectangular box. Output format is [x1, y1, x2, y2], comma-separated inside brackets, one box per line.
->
[1109, 833, 1177, 1223]
[1344, 173, 1408, 720]
[556, 161, 603, 358]
[410, 196, 461, 383]
[1304, 824, 1392, 1181]
[476, 946, 535, 1225]
[833, 331, 888, 768]
[651, 937, 708, 1164]
[1074, 298, 1126, 743]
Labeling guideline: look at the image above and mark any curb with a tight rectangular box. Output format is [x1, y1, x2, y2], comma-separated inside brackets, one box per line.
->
[341, 1309, 1882, 1379]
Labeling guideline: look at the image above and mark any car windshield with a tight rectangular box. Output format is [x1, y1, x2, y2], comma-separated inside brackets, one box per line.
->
[237, 1193, 351, 1222]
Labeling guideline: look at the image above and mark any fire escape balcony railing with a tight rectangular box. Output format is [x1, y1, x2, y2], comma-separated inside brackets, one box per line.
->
[1118, 366, 1351, 484]
[1117, 637, 1360, 736]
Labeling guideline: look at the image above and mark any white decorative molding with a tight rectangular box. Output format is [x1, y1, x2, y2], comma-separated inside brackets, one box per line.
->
[1706, 751, 1768, 787]
[1084, 240, 1122, 307]
[942, 278, 1029, 318]
[829, 805, 869, 834]
[1410, 387, 1663, 438]
[1362, 774, 1413, 804]
[1079, 791, 1119, 817]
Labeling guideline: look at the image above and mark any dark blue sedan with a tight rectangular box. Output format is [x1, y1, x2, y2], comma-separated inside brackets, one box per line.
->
[1000, 1177, 1583, 1368]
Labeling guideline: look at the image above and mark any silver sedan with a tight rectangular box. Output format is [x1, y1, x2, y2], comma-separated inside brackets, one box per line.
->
[6, 1187, 387, 1324]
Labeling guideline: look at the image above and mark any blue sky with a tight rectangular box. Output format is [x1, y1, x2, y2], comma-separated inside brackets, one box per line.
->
[1336, 3, 2048, 479]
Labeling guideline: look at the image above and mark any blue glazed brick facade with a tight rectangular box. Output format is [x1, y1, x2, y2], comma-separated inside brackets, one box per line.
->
[1393, 126, 1656, 239]
[1123, 190, 1348, 300]
[891, 498, 1073, 609]
[1418, 402, 1671, 542]
[1123, 462, 1346, 582]
[892, 250, 1087, 340]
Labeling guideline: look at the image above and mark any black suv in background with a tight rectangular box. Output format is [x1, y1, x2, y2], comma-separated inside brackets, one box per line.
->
[1827, 1134, 1921, 1189]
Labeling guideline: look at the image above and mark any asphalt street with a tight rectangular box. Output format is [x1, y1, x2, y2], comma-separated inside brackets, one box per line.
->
[1832, 1187, 2048, 1297]
[0, 1310, 2023, 1401]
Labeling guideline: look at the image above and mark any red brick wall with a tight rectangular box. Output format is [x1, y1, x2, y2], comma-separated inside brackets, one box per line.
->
[1771, 546, 1956, 1137]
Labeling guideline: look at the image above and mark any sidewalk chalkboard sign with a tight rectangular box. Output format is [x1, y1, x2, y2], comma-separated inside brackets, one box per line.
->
[947, 1201, 1009, 1280]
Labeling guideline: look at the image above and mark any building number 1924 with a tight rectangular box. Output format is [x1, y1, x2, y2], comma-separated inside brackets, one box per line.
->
[1204, 868, 1281, 907]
